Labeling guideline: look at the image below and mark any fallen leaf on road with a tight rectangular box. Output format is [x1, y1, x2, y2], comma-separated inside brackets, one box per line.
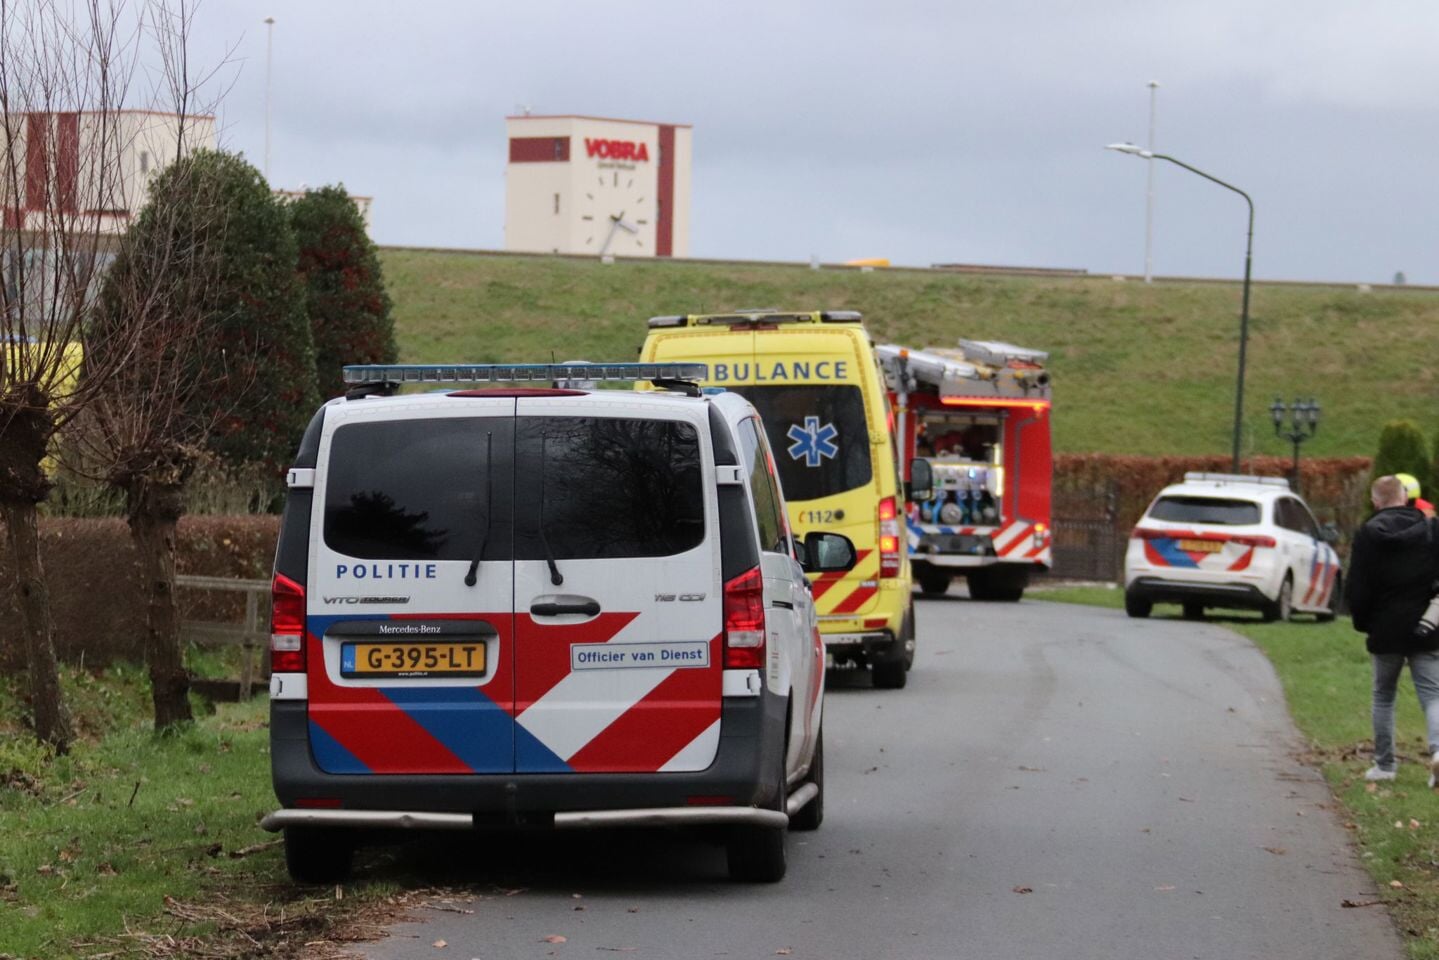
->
[541, 935, 568, 944]
[433, 940, 447, 949]
[1262, 847, 1287, 856]
[1154, 885, 1176, 892]
[503, 888, 528, 897]
[776, 949, 793, 955]
[1012, 886, 1033, 894]
[574, 905, 587, 911]
[627, 907, 640, 913]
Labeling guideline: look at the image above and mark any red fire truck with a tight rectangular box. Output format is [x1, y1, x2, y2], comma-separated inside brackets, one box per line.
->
[877, 340, 1053, 601]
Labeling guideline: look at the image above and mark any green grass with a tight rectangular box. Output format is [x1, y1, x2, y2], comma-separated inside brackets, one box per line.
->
[0, 660, 387, 959]
[1037, 587, 1439, 955]
[381, 249, 1439, 458]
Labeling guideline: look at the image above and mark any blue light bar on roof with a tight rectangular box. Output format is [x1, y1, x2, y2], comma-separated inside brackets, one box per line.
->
[341, 362, 709, 385]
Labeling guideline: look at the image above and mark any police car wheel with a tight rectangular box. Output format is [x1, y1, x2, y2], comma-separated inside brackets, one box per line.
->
[1182, 602, 1204, 620]
[1124, 591, 1152, 619]
[790, 728, 824, 832]
[283, 827, 353, 884]
[727, 760, 788, 882]
[1262, 575, 1294, 623]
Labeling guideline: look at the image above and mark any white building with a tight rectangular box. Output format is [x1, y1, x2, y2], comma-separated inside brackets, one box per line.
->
[1, 110, 216, 234]
[504, 115, 692, 258]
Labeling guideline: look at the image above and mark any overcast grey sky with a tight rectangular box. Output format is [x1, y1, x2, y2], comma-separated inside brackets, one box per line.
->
[192, 0, 1439, 283]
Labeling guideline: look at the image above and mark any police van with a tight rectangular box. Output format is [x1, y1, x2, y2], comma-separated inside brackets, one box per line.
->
[260, 362, 856, 884]
[640, 311, 917, 689]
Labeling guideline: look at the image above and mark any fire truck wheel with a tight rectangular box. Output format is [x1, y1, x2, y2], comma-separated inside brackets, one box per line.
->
[968, 567, 1027, 602]
[916, 567, 953, 596]
[1124, 591, 1152, 619]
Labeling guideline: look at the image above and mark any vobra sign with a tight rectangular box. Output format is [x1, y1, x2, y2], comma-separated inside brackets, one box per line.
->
[585, 138, 649, 162]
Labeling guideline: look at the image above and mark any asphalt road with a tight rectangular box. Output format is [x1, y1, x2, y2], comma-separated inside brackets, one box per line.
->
[353, 591, 1400, 960]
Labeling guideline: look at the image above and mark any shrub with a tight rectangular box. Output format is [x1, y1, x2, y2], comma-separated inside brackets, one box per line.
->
[1371, 420, 1431, 495]
[288, 185, 397, 399]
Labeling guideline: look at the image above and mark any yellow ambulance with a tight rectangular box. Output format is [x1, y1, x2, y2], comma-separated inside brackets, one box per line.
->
[640, 310, 916, 689]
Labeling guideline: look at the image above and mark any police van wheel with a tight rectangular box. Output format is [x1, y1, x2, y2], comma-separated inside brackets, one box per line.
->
[917, 567, 952, 596]
[727, 761, 788, 882]
[284, 827, 353, 884]
[789, 728, 824, 832]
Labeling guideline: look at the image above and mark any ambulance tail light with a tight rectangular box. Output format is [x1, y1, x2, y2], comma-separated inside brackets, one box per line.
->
[723, 565, 766, 669]
[270, 573, 306, 673]
[878, 496, 902, 577]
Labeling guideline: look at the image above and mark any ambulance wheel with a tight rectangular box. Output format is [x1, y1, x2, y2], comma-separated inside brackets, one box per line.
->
[1262, 575, 1294, 623]
[1124, 591, 1152, 619]
[1182, 602, 1204, 620]
[727, 759, 787, 882]
[284, 827, 353, 884]
[789, 728, 824, 832]
[917, 567, 952, 596]
[871, 647, 909, 689]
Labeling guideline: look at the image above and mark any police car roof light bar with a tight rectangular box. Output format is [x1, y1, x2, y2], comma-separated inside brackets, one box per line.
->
[342, 362, 709, 387]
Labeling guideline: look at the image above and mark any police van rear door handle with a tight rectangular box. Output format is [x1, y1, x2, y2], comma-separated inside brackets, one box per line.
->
[531, 599, 601, 617]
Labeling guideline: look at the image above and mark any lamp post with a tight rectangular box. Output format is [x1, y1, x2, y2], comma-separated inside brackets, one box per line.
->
[1106, 143, 1254, 473]
[1144, 80, 1159, 283]
[263, 16, 275, 182]
[1270, 397, 1320, 490]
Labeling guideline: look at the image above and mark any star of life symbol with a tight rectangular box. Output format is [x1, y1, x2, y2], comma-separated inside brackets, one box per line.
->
[786, 416, 839, 467]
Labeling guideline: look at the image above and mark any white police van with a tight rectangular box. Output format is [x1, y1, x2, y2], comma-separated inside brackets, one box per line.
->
[259, 363, 855, 884]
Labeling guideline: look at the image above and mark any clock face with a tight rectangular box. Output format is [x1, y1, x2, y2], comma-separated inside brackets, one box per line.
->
[579, 169, 652, 255]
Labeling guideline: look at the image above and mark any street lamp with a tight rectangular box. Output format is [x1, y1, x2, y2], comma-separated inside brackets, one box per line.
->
[1106, 143, 1254, 473]
[1144, 80, 1159, 284]
[1270, 397, 1320, 490]
[263, 16, 275, 182]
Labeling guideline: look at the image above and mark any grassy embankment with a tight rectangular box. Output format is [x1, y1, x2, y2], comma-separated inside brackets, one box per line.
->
[0, 650, 393, 959]
[1037, 586, 1439, 956]
[381, 249, 1439, 458]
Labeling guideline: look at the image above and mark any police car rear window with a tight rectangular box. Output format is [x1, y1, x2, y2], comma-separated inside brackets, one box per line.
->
[732, 385, 872, 501]
[1149, 496, 1261, 526]
[324, 418, 515, 561]
[513, 416, 704, 560]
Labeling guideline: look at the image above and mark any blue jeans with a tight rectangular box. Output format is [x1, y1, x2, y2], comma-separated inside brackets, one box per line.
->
[1372, 652, 1439, 770]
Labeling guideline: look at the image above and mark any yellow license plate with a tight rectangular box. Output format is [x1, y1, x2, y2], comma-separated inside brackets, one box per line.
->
[341, 642, 487, 679]
[1177, 539, 1223, 554]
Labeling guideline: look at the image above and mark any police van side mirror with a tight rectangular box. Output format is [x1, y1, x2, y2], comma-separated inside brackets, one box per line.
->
[907, 458, 934, 502]
[800, 532, 858, 574]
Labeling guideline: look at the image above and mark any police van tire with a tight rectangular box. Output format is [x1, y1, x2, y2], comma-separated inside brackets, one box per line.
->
[284, 827, 353, 884]
[917, 567, 952, 597]
[789, 728, 824, 832]
[727, 758, 788, 882]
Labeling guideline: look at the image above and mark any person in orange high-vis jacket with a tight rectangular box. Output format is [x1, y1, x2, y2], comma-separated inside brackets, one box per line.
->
[1397, 473, 1436, 518]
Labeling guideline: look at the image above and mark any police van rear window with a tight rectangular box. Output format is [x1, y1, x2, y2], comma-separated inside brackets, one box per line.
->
[732, 385, 872, 501]
[1149, 496, 1260, 526]
[324, 418, 515, 561]
[323, 416, 704, 562]
[513, 417, 704, 560]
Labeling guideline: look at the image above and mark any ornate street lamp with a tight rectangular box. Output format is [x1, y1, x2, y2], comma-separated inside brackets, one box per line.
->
[1271, 397, 1320, 490]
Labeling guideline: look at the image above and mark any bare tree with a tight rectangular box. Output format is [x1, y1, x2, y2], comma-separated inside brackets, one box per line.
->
[0, 0, 212, 749]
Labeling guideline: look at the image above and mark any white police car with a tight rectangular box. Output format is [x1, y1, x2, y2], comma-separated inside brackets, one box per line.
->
[260, 363, 855, 884]
[1124, 472, 1342, 622]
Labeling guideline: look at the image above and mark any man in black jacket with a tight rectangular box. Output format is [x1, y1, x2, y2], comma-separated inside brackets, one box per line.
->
[1348, 475, 1439, 785]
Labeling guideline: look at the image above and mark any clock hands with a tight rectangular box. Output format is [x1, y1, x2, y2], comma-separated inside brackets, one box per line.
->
[610, 210, 638, 234]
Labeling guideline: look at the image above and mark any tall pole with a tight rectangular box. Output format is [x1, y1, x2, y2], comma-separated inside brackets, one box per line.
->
[1143, 81, 1159, 283]
[263, 16, 275, 182]
[1233, 204, 1254, 472]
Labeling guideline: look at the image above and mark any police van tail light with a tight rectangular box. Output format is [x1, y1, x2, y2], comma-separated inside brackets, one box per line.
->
[878, 496, 902, 578]
[723, 566, 766, 669]
[271, 573, 307, 673]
